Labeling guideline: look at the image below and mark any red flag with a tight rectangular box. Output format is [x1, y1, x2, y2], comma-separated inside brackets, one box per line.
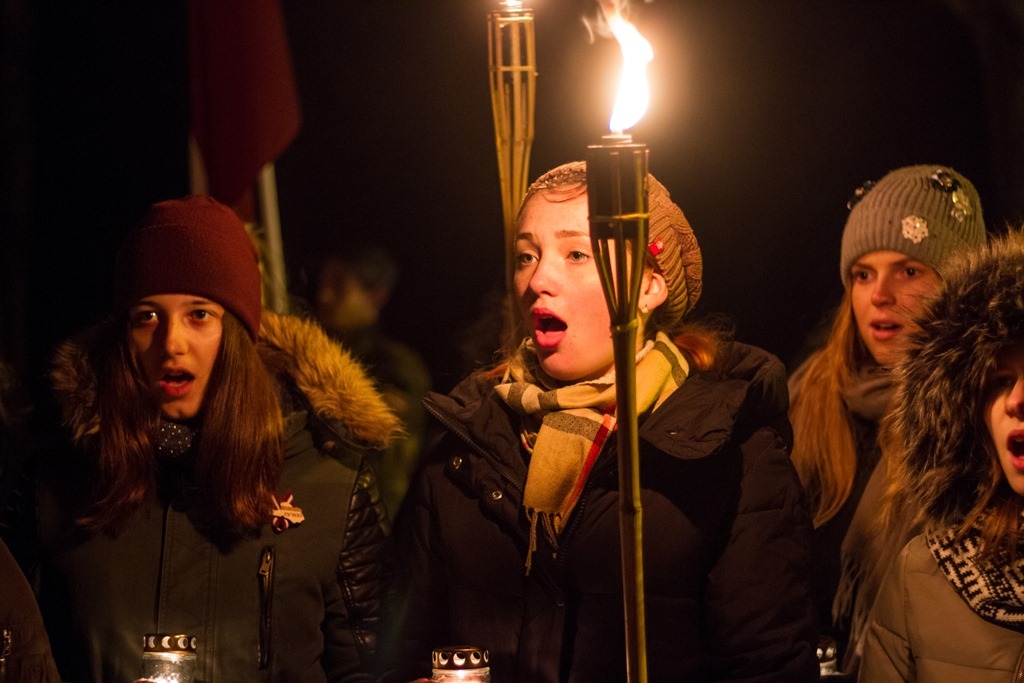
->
[189, 0, 301, 220]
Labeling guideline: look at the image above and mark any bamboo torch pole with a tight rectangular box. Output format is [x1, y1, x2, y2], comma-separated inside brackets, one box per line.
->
[586, 4, 654, 681]
[488, 1, 537, 290]
[587, 139, 649, 683]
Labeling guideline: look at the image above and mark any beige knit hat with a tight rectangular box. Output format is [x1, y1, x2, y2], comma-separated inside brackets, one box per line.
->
[839, 164, 986, 282]
[646, 174, 702, 330]
[522, 161, 702, 332]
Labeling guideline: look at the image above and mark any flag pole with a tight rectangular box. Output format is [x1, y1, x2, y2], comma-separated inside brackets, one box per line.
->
[255, 162, 289, 314]
[189, 138, 290, 315]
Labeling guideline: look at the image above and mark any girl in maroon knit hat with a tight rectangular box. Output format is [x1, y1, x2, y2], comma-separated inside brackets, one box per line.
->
[2, 195, 400, 682]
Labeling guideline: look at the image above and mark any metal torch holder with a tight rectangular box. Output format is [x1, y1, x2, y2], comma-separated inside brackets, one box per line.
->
[488, 5, 536, 289]
[586, 138, 649, 683]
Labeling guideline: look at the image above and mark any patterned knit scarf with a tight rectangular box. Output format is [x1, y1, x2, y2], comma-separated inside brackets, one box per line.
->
[927, 524, 1024, 630]
[494, 332, 690, 573]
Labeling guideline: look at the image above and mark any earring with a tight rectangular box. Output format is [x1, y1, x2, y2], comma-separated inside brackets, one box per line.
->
[640, 304, 649, 314]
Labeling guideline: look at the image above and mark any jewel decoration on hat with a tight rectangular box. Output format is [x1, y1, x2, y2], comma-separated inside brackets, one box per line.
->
[929, 169, 960, 193]
[901, 215, 929, 244]
[950, 191, 971, 222]
[846, 180, 876, 210]
[648, 239, 665, 256]
[931, 168, 972, 223]
[271, 490, 304, 532]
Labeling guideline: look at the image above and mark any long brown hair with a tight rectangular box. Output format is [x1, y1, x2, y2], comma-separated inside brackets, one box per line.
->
[882, 372, 1024, 561]
[788, 289, 867, 527]
[949, 436, 1023, 560]
[78, 313, 283, 537]
[967, 352, 1024, 559]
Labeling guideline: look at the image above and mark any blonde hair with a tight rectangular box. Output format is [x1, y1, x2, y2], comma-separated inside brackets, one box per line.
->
[789, 290, 868, 527]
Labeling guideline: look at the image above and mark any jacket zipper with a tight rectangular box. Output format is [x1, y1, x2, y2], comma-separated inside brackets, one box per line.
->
[257, 546, 275, 670]
[0, 628, 10, 682]
[423, 398, 524, 495]
[1014, 642, 1024, 683]
[554, 461, 601, 573]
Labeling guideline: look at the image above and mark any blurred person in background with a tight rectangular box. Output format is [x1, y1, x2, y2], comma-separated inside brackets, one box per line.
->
[311, 244, 432, 519]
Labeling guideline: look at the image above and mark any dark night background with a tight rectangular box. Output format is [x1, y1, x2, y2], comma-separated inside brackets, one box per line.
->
[2, 1, 1023, 409]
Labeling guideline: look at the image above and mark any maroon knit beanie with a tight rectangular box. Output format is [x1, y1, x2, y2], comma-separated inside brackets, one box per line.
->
[114, 195, 262, 339]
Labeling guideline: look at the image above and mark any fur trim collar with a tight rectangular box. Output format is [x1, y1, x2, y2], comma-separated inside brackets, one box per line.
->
[890, 230, 1024, 528]
[50, 310, 400, 449]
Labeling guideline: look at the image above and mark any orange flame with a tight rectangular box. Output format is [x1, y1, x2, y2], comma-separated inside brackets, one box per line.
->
[597, 1, 653, 135]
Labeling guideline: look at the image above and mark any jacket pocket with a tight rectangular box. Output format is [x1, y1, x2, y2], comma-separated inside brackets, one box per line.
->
[257, 545, 275, 670]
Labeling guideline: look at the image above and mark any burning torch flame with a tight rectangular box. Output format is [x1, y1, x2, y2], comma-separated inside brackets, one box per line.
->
[598, 2, 653, 135]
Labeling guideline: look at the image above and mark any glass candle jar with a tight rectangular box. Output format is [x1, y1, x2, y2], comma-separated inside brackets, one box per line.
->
[817, 635, 838, 677]
[140, 633, 197, 683]
[431, 645, 490, 682]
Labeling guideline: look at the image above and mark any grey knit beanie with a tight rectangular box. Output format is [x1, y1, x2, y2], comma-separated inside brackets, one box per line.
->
[839, 164, 985, 282]
[522, 161, 702, 332]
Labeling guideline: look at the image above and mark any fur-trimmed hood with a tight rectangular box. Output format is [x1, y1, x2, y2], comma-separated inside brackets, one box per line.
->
[51, 310, 400, 449]
[888, 229, 1024, 529]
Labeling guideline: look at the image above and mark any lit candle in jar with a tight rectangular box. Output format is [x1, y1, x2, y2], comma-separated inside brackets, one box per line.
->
[431, 645, 491, 682]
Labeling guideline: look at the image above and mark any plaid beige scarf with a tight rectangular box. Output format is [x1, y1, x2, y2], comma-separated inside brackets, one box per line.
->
[494, 331, 690, 573]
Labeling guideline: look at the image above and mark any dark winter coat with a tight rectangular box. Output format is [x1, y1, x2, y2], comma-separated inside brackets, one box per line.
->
[787, 357, 893, 676]
[382, 341, 819, 682]
[2, 312, 400, 683]
[0, 537, 61, 683]
[861, 231, 1024, 681]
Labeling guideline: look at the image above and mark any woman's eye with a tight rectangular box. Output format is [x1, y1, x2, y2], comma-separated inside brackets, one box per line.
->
[516, 252, 537, 266]
[568, 250, 589, 263]
[132, 310, 157, 325]
[905, 267, 919, 277]
[192, 310, 209, 320]
[989, 374, 1015, 391]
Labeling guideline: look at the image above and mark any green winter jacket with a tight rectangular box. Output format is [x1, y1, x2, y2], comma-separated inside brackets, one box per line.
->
[4, 311, 400, 683]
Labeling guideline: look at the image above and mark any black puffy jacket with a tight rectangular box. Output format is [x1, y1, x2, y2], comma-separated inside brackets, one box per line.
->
[382, 342, 819, 682]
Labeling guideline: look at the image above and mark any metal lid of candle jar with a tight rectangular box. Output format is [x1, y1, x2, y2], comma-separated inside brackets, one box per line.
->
[143, 634, 198, 655]
[432, 645, 490, 670]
